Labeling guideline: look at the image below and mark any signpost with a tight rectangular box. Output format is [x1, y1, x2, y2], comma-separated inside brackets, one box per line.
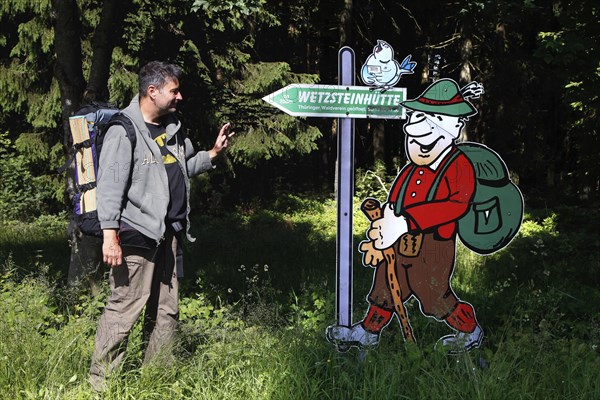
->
[262, 84, 407, 119]
[262, 44, 410, 349]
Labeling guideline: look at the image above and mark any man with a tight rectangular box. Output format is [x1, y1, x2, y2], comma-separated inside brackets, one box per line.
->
[89, 61, 233, 389]
[327, 78, 484, 354]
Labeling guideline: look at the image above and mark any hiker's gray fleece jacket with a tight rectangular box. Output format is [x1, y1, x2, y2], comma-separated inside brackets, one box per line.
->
[97, 95, 214, 243]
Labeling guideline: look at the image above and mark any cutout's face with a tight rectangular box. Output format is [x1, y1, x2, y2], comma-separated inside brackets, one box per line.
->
[403, 111, 464, 166]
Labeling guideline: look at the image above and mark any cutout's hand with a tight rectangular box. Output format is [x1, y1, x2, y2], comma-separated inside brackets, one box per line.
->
[367, 203, 408, 250]
[358, 240, 383, 267]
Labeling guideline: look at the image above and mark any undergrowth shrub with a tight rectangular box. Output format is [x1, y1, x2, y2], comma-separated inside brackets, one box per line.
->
[355, 159, 398, 201]
[0, 132, 64, 222]
[0, 262, 97, 398]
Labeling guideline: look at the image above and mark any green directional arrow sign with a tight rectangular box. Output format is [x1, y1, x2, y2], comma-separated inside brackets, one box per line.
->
[262, 84, 407, 119]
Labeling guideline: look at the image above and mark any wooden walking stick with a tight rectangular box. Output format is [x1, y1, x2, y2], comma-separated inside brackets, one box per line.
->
[360, 198, 415, 343]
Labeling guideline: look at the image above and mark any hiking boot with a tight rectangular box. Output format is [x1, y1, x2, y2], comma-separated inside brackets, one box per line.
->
[326, 323, 380, 349]
[436, 324, 484, 355]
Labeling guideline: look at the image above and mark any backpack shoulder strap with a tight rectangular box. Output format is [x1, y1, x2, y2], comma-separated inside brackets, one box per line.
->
[104, 113, 137, 146]
[426, 146, 463, 202]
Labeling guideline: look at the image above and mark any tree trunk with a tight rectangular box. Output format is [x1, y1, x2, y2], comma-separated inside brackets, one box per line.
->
[459, 30, 473, 142]
[52, 0, 85, 144]
[52, 0, 129, 292]
[85, 0, 129, 103]
[459, 36, 472, 84]
[52, 0, 85, 214]
[339, 0, 353, 47]
[372, 120, 385, 162]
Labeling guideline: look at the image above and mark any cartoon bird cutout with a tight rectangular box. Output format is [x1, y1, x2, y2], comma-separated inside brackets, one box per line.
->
[360, 40, 416, 88]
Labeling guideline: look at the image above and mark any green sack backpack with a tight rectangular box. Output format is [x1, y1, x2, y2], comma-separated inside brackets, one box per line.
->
[430, 142, 524, 255]
[393, 142, 524, 255]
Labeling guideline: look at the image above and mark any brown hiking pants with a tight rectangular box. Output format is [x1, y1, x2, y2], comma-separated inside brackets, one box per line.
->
[89, 230, 179, 389]
[367, 233, 459, 320]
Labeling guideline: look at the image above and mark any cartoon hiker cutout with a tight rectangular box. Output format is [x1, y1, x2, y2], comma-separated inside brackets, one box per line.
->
[327, 78, 523, 354]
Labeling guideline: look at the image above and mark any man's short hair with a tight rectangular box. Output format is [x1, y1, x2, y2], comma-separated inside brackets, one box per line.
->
[139, 61, 182, 98]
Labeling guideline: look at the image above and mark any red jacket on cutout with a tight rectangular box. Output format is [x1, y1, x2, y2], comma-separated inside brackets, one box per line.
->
[388, 147, 476, 240]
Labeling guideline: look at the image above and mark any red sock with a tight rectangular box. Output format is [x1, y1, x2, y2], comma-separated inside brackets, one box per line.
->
[445, 302, 477, 333]
[362, 305, 393, 333]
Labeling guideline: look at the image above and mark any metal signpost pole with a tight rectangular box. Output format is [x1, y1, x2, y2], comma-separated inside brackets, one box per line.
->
[336, 46, 355, 328]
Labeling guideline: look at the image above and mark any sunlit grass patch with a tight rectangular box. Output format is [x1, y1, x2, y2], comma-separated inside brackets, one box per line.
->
[0, 203, 598, 399]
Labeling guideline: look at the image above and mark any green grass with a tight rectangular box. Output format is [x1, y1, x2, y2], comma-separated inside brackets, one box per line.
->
[0, 197, 599, 399]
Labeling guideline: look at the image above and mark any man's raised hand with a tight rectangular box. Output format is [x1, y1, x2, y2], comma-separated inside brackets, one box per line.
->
[209, 122, 235, 160]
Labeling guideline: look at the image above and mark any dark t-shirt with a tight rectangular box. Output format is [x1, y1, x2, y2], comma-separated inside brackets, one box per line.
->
[119, 121, 187, 248]
[146, 121, 187, 225]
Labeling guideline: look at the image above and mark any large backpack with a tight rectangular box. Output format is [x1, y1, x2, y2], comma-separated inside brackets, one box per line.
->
[66, 102, 136, 237]
[396, 142, 524, 255]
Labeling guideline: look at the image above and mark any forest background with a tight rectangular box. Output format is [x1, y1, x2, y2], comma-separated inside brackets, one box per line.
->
[0, 0, 599, 399]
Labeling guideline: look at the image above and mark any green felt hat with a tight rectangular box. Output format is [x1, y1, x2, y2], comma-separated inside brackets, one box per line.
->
[401, 78, 477, 117]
